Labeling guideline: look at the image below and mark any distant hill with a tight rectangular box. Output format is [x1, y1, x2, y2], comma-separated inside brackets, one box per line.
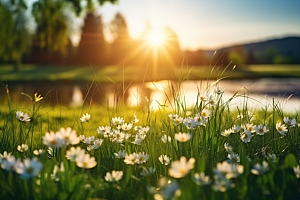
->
[200, 36, 300, 65]
[219, 36, 300, 55]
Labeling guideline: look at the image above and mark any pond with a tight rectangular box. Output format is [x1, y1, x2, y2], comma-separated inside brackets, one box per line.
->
[1, 78, 300, 113]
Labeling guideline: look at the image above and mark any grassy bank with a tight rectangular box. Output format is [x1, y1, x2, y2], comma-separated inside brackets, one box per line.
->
[1, 64, 300, 83]
[1, 69, 300, 200]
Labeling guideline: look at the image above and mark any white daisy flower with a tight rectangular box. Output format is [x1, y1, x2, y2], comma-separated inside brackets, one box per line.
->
[183, 118, 197, 129]
[43, 131, 64, 148]
[17, 144, 29, 152]
[111, 117, 124, 126]
[33, 149, 45, 156]
[57, 127, 80, 145]
[202, 109, 211, 118]
[172, 116, 184, 126]
[213, 161, 244, 179]
[293, 165, 300, 178]
[283, 117, 297, 126]
[212, 176, 234, 192]
[224, 143, 233, 152]
[82, 136, 96, 144]
[251, 161, 269, 175]
[193, 172, 211, 186]
[80, 113, 90, 122]
[244, 123, 256, 133]
[214, 86, 225, 95]
[199, 94, 208, 102]
[174, 132, 192, 142]
[114, 150, 126, 158]
[231, 125, 241, 134]
[168, 113, 179, 120]
[138, 126, 150, 135]
[124, 153, 138, 165]
[65, 146, 85, 161]
[208, 95, 217, 106]
[121, 123, 133, 131]
[276, 122, 288, 136]
[87, 139, 104, 151]
[15, 158, 42, 179]
[97, 126, 111, 136]
[254, 124, 269, 135]
[221, 129, 232, 137]
[75, 154, 97, 169]
[240, 130, 252, 143]
[194, 116, 206, 126]
[135, 152, 149, 164]
[1, 154, 20, 172]
[265, 153, 278, 163]
[0, 151, 11, 162]
[227, 152, 240, 164]
[105, 170, 123, 182]
[16, 111, 31, 122]
[158, 155, 171, 165]
[169, 156, 195, 178]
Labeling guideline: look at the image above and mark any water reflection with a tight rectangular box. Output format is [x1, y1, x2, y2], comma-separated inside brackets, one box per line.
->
[70, 86, 83, 107]
[128, 79, 300, 113]
[1, 78, 300, 113]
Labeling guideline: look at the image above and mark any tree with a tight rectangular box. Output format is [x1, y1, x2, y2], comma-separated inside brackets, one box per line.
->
[0, 0, 30, 70]
[32, 0, 70, 54]
[65, 0, 118, 16]
[110, 13, 131, 65]
[76, 12, 108, 65]
[161, 26, 182, 66]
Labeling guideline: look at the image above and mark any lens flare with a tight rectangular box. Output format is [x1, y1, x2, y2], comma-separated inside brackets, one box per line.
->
[147, 30, 164, 46]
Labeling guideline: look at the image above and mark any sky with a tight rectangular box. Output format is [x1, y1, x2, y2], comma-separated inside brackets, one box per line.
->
[96, 0, 300, 50]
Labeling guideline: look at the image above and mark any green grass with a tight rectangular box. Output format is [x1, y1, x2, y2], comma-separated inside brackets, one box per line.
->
[1, 64, 300, 83]
[0, 66, 300, 200]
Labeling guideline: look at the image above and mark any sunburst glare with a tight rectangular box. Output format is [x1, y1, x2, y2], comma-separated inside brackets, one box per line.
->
[147, 30, 165, 46]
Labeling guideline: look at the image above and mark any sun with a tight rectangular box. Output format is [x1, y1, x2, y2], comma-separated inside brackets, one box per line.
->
[147, 30, 165, 46]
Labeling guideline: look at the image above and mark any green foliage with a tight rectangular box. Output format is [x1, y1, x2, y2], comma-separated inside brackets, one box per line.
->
[0, 67, 300, 199]
[31, 0, 70, 54]
[0, 1, 30, 69]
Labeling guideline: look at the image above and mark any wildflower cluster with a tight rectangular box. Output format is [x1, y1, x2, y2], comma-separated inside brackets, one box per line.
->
[124, 152, 149, 165]
[97, 115, 149, 145]
[221, 116, 296, 144]
[79, 135, 104, 151]
[168, 110, 209, 129]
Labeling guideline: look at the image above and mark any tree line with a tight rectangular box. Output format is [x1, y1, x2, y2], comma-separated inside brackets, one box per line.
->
[1, 0, 298, 71]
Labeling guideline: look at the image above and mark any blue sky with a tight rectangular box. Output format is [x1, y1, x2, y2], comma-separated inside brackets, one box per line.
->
[97, 0, 300, 50]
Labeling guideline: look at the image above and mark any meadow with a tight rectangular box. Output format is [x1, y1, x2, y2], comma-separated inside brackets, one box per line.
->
[0, 65, 300, 200]
[1, 64, 300, 83]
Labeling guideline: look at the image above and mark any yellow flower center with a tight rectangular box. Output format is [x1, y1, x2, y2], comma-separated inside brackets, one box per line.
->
[139, 157, 144, 162]
[26, 167, 33, 174]
[259, 128, 264, 133]
[83, 161, 88, 167]
[50, 140, 57, 146]
[180, 168, 187, 175]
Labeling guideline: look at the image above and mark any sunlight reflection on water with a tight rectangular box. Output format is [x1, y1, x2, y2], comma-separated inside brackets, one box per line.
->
[127, 79, 300, 113]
